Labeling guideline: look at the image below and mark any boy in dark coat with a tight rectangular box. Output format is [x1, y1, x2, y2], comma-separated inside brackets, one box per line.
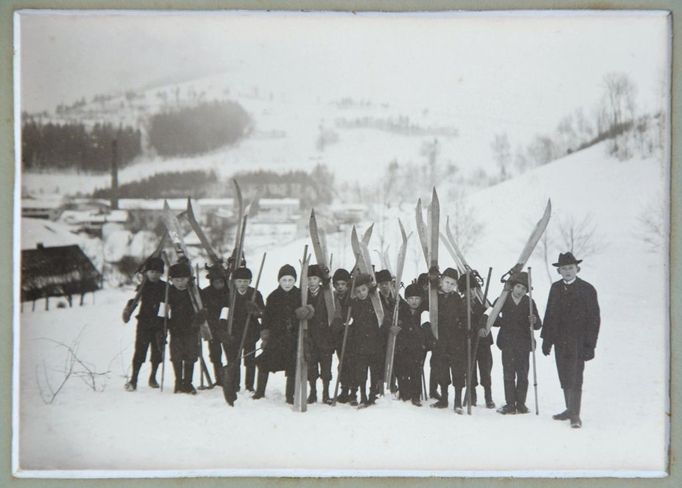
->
[541, 252, 601, 429]
[395, 283, 427, 406]
[167, 260, 202, 394]
[254, 265, 311, 404]
[332, 268, 353, 403]
[306, 264, 335, 404]
[199, 264, 230, 386]
[226, 267, 265, 393]
[458, 272, 496, 409]
[429, 267, 467, 413]
[349, 273, 389, 406]
[124, 257, 166, 391]
[492, 272, 542, 414]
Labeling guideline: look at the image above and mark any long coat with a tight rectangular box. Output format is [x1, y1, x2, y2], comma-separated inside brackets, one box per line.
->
[200, 285, 230, 341]
[494, 295, 542, 352]
[167, 286, 200, 362]
[349, 296, 388, 357]
[541, 277, 601, 389]
[233, 287, 265, 346]
[307, 289, 334, 353]
[257, 285, 301, 374]
[136, 279, 166, 330]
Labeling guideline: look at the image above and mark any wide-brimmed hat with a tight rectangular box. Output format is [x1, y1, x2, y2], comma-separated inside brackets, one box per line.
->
[508, 271, 530, 290]
[552, 252, 583, 267]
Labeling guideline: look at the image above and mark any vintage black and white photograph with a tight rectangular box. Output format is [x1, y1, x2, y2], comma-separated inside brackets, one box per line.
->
[14, 9, 670, 476]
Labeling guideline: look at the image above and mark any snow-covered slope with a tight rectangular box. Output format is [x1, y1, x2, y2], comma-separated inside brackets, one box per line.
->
[16, 142, 668, 476]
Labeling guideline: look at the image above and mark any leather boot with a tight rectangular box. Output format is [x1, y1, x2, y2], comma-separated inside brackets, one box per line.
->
[252, 368, 268, 399]
[172, 361, 183, 393]
[245, 365, 256, 392]
[307, 380, 318, 404]
[184, 361, 196, 394]
[148, 362, 160, 388]
[337, 386, 350, 404]
[431, 384, 448, 408]
[553, 388, 572, 420]
[349, 387, 359, 406]
[322, 380, 332, 404]
[570, 388, 583, 428]
[285, 375, 295, 404]
[125, 362, 142, 391]
[213, 363, 223, 387]
[429, 373, 440, 400]
[516, 381, 529, 413]
[454, 387, 464, 414]
[484, 387, 495, 409]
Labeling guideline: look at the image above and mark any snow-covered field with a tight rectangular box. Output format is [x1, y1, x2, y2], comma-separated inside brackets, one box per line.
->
[15, 142, 668, 476]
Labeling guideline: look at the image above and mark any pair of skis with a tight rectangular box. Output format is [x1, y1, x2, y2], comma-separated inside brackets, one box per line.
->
[350, 225, 384, 326]
[415, 188, 440, 339]
[308, 210, 336, 327]
[383, 220, 411, 390]
[293, 246, 311, 412]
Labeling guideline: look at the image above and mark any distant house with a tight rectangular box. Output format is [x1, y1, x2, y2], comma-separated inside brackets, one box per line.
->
[21, 244, 102, 307]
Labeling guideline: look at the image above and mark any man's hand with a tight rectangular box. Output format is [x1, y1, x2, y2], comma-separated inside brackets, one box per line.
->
[542, 340, 552, 356]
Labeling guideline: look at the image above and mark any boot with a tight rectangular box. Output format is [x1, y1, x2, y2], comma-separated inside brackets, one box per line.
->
[503, 380, 516, 409]
[570, 388, 583, 428]
[497, 403, 517, 415]
[349, 388, 359, 406]
[148, 363, 160, 388]
[484, 387, 495, 409]
[126, 362, 142, 391]
[337, 386, 350, 404]
[516, 381, 529, 413]
[429, 374, 441, 400]
[285, 375, 295, 404]
[252, 368, 269, 399]
[307, 380, 318, 404]
[553, 388, 571, 420]
[464, 386, 477, 407]
[184, 361, 196, 395]
[213, 363, 223, 387]
[431, 384, 448, 408]
[172, 361, 183, 393]
[411, 397, 422, 407]
[360, 387, 368, 406]
[454, 387, 464, 415]
[322, 380, 332, 405]
[245, 365, 256, 392]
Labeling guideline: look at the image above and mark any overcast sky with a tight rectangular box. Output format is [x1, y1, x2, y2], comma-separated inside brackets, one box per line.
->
[17, 10, 670, 141]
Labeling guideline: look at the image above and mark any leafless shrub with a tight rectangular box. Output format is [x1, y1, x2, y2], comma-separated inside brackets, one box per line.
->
[556, 213, 605, 259]
[35, 326, 111, 404]
[637, 200, 667, 252]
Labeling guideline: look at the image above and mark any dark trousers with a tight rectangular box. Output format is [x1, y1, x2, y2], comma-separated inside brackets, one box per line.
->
[308, 345, 333, 382]
[208, 338, 226, 365]
[354, 352, 382, 396]
[471, 343, 493, 388]
[132, 326, 163, 367]
[395, 355, 422, 401]
[169, 331, 199, 363]
[501, 347, 529, 406]
[555, 343, 586, 390]
[432, 348, 466, 388]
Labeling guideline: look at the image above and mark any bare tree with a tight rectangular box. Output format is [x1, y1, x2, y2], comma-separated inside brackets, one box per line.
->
[491, 133, 512, 180]
[601, 72, 637, 131]
[637, 199, 666, 252]
[556, 213, 605, 259]
[445, 188, 484, 255]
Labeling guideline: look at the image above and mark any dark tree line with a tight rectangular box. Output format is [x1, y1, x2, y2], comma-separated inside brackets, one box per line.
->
[92, 170, 219, 199]
[148, 101, 252, 157]
[22, 119, 142, 172]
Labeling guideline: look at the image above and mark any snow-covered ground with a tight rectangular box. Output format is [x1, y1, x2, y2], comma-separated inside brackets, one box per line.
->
[15, 142, 668, 476]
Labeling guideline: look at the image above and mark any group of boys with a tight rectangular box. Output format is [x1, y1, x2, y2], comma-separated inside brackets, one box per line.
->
[124, 251, 600, 429]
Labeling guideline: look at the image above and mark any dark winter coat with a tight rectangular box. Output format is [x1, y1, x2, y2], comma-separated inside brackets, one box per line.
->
[200, 284, 230, 341]
[136, 279, 166, 329]
[396, 304, 427, 361]
[349, 295, 388, 357]
[258, 285, 301, 374]
[433, 291, 466, 355]
[541, 278, 600, 356]
[493, 294, 542, 352]
[167, 285, 200, 362]
[469, 299, 493, 347]
[333, 290, 351, 352]
[307, 288, 334, 352]
[232, 287, 265, 346]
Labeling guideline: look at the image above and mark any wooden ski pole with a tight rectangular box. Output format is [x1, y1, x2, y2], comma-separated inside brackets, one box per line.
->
[331, 276, 357, 406]
[528, 267, 539, 415]
[464, 266, 492, 407]
[160, 251, 171, 392]
[465, 269, 473, 415]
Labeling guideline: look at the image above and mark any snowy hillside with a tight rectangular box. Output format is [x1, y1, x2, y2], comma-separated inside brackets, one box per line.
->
[21, 69, 492, 198]
[16, 142, 668, 476]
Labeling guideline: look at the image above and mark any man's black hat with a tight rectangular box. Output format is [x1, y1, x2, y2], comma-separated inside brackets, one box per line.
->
[552, 252, 583, 267]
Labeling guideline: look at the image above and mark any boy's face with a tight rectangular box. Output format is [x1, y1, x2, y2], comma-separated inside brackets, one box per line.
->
[279, 276, 296, 291]
[334, 280, 348, 294]
[440, 276, 457, 294]
[378, 281, 392, 296]
[559, 264, 579, 282]
[308, 276, 321, 291]
[356, 284, 369, 300]
[211, 278, 226, 290]
[511, 283, 528, 299]
[172, 277, 190, 290]
[146, 270, 162, 282]
[234, 278, 250, 293]
[407, 296, 422, 310]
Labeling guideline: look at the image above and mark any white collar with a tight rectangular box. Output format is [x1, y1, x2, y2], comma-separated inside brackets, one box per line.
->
[563, 278, 577, 285]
